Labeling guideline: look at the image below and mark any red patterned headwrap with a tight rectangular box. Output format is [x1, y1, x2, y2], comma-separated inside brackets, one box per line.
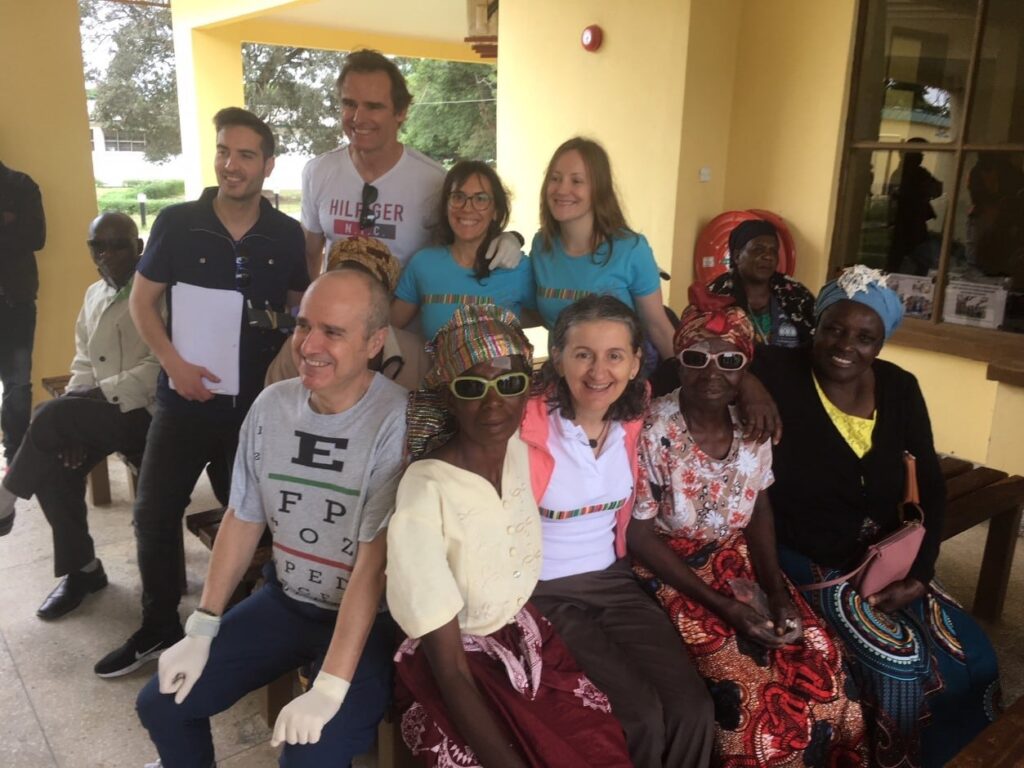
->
[674, 284, 756, 359]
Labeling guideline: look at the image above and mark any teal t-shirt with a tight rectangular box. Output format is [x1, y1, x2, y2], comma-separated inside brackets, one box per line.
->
[395, 244, 535, 340]
[529, 231, 662, 329]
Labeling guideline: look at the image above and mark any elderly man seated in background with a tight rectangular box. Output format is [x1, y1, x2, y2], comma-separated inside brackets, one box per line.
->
[0, 211, 159, 620]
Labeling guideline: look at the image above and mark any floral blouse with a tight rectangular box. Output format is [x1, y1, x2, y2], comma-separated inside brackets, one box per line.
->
[633, 391, 775, 544]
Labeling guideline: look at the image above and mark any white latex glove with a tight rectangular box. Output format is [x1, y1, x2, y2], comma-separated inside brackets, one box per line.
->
[271, 671, 350, 747]
[158, 610, 220, 704]
[484, 231, 524, 270]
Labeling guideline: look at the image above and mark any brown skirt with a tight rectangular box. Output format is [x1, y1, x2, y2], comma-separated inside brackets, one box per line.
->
[393, 602, 631, 768]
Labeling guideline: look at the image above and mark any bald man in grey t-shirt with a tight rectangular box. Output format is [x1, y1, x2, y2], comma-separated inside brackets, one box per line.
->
[137, 270, 407, 767]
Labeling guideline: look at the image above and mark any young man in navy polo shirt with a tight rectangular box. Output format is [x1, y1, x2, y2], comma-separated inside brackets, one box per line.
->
[95, 107, 309, 677]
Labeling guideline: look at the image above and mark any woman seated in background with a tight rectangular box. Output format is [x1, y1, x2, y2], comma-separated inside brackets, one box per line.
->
[530, 137, 677, 362]
[386, 304, 631, 768]
[628, 285, 866, 767]
[707, 219, 816, 348]
[521, 295, 715, 768]
[391, 161, 536, 341]
[753, 265, 999, 767]
[264, 235, 430, 389]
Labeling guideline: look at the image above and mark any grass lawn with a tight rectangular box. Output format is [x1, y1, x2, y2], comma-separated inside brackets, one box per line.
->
[95, 188, 302, 238]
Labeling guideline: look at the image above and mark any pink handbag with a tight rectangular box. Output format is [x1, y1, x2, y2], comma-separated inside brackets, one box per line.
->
[802, 452, 925, 599]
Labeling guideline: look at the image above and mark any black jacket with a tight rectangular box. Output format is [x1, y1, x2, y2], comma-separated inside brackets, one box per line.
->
[0, 162, 46, 303]
[752, 347, 945, 583]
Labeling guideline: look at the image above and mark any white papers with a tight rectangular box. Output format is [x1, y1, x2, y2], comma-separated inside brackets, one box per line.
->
[169, 282, 242, 396]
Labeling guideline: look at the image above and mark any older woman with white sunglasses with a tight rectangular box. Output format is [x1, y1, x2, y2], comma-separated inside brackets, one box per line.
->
[627, 286, 867, 767]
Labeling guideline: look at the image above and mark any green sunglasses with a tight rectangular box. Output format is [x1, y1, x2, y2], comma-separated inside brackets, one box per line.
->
[448, 371, 530, 400]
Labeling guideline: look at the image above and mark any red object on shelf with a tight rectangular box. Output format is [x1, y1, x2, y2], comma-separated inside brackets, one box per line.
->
[693, 209, 797, 285]
[581, 25, 603, 51]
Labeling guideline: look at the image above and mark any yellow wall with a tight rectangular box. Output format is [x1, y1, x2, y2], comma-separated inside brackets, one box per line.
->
[0, 0, 98, 402]
[232, 19, 481, 62]
[496, 0, 856, 306]
[882, 344, 1024, 475]
[880, 346, 998, 463]
[722, 0, 858, 293]
[171, 23, 246, 195]
[670, 0, 743, 309]
[988, 383, 1024, 476]
[496, 0, 692, 275]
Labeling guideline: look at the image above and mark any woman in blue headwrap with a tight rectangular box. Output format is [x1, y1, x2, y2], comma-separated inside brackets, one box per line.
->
[749, 265, 1000, 768]
[707, 220, 816, 348]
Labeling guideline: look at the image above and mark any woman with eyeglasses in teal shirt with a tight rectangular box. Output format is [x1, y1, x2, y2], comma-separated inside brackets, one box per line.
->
[391, 161, 536, 341]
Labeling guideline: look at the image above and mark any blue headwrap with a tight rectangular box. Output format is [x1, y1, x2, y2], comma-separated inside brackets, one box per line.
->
[815, 265, 904, 338]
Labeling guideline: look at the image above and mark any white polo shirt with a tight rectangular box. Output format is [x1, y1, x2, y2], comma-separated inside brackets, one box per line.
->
[537, 410, 632, 581]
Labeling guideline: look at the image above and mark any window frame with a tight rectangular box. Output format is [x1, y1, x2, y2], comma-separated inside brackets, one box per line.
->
[831, 0, 1024, 365]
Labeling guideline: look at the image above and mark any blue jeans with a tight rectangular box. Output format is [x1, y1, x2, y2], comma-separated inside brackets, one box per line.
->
[137, 567, 395, 768]
[0, 299, 35, 461]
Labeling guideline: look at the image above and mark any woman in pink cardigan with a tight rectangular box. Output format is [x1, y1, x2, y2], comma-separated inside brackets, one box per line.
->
[521, 294, 714, 768]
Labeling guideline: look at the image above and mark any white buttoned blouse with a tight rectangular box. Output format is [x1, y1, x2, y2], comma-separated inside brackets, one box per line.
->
[386, 432, 542, 638]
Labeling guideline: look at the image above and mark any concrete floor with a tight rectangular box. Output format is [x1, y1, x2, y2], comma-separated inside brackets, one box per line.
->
[1, 460, 1021, 768]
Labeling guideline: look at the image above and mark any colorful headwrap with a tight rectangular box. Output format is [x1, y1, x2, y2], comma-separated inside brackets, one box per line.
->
[408, 304, 534, 459]
[423, 304, 534, 389]
[674, 283, 756, 359]
[728, 219, 778, 265]
[815, 264, 904, 339]
[326, 236, 401, 295]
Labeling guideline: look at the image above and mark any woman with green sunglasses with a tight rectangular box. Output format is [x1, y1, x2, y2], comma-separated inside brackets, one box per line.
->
[386, 303, 630, 768]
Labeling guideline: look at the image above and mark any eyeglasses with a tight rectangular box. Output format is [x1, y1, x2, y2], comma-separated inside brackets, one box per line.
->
[359, 183, 379, 230]
[235, 253, 251, 289]
[677, 349, 748, 371]
[449, 371, 530, 400]
[447, 191, 493, 211]
[87, 238, 133, 252]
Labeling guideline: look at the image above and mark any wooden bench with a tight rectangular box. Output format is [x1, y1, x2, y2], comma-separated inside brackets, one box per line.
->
[949, 695, 1024, 766]
[939, 456, 1024, 623]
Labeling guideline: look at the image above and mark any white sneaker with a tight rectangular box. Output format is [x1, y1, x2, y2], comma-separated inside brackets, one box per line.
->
[143, 760, 162, 768]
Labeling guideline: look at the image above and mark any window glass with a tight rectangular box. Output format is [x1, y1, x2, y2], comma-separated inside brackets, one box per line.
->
[850, 0, 978, 144]
[966, 0, 1024, 144]
[834, 148, 953, 276]
[948, 151, 1024, 332]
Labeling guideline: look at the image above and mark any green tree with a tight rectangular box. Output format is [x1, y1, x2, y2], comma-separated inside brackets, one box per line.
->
[243, 44, 347, 156]
[82, 1, 497, 164]
[401, 58, 497, 163]
[82, 0, 180, 163]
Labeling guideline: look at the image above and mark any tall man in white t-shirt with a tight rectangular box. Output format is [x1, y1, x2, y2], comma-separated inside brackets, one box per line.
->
[301, 49, 445, 278]
[301, 49, 521, 283]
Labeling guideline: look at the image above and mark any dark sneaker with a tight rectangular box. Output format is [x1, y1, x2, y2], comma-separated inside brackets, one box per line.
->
[94, 627, 183, 679]
[37, 561, 109, 620]
[0, 511, 13, 537]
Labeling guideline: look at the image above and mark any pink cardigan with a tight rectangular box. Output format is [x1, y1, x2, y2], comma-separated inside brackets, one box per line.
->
[519, 393, 643, 559]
